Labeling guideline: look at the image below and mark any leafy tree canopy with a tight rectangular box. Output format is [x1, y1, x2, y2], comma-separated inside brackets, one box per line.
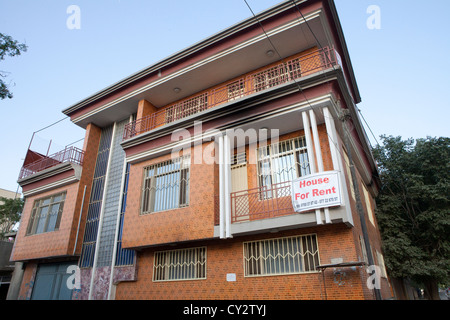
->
[0, 196, 23, 238]
[0, 32, 28, 99]
[373, 136, 450, 299]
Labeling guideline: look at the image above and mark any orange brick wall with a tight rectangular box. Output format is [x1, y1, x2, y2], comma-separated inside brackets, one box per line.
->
[116, 224, 375, 300]
[12, 182, 80, 261]
[122, 142, 217, 248]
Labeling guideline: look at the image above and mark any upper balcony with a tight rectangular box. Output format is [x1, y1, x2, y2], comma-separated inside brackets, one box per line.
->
[123, 46, 339, 141]
[18, 146, 85, 181]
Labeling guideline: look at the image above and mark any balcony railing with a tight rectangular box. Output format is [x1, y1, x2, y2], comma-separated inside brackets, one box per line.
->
[19, 146, 85, 180]
[214, 181, 296, 226]
[123, 46, 338, 140]
[230, 181, 294, 223]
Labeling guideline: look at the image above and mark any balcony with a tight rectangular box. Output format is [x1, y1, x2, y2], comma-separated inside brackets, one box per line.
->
[123, 46, 339, 140]
[214, 181, 296, 226]
[19, 146, 85, 180]
[230, 181, 293, 223]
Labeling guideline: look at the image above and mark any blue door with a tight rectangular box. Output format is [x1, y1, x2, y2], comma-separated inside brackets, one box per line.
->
[31, 262, 76, 300]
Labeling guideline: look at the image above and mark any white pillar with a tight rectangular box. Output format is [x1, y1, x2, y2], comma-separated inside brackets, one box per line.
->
[218, 135, 225, 239]
[224, 134, 232, 238]
[302, 111, 322, 225]
[309, 110, 331, 224]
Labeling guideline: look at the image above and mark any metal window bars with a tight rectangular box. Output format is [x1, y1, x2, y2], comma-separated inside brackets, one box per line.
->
[141, 155, 190, 214]
[153, 247, 207, 281]
[243, 234, 320, 277]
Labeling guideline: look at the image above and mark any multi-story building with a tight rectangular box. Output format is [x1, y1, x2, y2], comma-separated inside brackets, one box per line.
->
[11, 0, 393, 300]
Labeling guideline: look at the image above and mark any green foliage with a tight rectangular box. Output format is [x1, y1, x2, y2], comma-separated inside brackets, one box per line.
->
[0, 32, 28, 99]
[0, 196, 24, 238]
[373, 136, 450, 289]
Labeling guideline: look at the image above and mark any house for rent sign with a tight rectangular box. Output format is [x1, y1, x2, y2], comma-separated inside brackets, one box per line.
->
[292, 171, 342, 213]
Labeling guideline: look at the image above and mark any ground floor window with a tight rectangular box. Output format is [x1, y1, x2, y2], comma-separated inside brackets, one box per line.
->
[243, 234, 320, 277]
[153, 247, 206, 281]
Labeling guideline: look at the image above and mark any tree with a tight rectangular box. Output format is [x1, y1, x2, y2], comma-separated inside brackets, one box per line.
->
[0, 196, 23, 239]
[372, 136, 450, 300]
[0, 32, 28, 99]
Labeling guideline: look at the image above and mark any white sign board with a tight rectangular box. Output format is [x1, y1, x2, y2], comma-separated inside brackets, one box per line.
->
[292, 171, 342, 213]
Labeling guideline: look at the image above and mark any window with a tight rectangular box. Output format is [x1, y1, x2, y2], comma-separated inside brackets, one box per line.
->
[141, 155, 190, 214]
[257, 136, 310, 189]
[26, 192, 66, 235]
[244, 234, 320, 277]
[153, 247, 206, 281]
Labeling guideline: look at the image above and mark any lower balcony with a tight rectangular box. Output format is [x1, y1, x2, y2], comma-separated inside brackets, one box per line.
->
[214, 179, 348, 237]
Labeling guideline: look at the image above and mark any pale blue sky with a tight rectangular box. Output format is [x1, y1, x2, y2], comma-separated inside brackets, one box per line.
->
[0, 0, 449, 193]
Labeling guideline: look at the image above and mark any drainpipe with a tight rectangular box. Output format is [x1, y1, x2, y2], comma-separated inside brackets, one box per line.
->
[339, 109, 382, 300]
[218, 135, 225, 239]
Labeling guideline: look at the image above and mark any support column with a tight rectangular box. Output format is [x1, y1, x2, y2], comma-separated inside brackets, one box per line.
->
[302, 111, 323, 225]
[309, 109, 331, 224]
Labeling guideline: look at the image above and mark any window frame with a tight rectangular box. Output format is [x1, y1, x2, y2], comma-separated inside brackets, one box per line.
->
[152, 246, 207, 282]
[26, 191, 67, 236]
[140, 155, 190, 215]
[243, 234, 320, 277]
[256, 136, 310, 198]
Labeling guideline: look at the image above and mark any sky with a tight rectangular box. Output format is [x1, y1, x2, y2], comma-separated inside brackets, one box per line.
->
[0, 0, 449, 194]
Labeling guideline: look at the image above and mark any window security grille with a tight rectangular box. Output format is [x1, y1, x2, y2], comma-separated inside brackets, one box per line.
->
[141, 155, 190, 214]
[26, 192, 66, 235]
[243, 234, 320, 277]
[257, 136, 310, 191]
[153, 247, 206, 281]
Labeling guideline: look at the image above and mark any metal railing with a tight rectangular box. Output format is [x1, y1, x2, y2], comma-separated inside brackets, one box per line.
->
[19, 146, 85, 180]
[230, 181, 294, 223]
[123, 46, 338, 140]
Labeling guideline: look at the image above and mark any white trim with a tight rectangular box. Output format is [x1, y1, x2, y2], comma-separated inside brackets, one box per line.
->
[22, 176, 79, 197]
[218, 135, 225, 239]
[301, 111, 322, 225]
[125, 94, 336, 163]
[224, 134, 232, 239]
[71, 10, 323, 125]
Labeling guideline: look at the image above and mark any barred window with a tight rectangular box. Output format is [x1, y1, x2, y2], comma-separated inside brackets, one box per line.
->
[243, 234, 320, 277]
[141, 155, 190, 214]
[153, 247, 206, 281]
[257, 136, 310, 190]
[26, 192, 66, 235]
